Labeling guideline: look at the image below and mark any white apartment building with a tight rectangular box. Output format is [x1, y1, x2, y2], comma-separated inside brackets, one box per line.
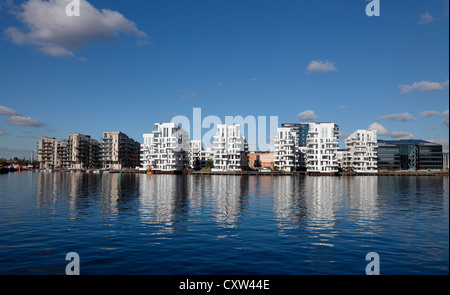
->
[189, 140, 213, 170]
[343, 129, 378, 173]
[274, 127, 299, 172]
[211, 124, 249, 171]
[141, 123, 190, 172]
[306, 123, 340, 173]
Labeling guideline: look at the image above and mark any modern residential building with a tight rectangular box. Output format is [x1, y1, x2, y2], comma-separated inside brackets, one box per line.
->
[211, 124, 249, 171]
[38, 131, 139, 170]
[141, 123, 190, 172]
[66, 133, 100, 169]
[306, 123, 340, 173]
[189, 140, 213, 170]
[343, 129, 378, 173]
[280, 123, 310, 147]
[336, 149, 348, 170]
[377, 139, 443, 170]
[37, 137, 59, 169]
[100, 131, 140, 169]
[248, 152, 274, 170]
[274, 126, 300, 172]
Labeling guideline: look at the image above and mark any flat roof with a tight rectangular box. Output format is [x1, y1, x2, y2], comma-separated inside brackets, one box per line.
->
[378, 139, 441, 146]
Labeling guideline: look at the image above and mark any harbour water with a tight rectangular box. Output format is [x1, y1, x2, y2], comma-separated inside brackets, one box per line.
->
[0, 172, 448, 275]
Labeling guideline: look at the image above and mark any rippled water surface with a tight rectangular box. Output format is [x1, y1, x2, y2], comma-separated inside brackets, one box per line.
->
[0, 172, 448, 275]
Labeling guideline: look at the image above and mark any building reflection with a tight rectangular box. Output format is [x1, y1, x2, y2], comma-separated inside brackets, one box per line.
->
[345, 176, 379, 227]
[185, 175, 208, 217]
[139, 175, 188, 234]
[211, 175, 249, 228]
[100, 173, 120, 214]
[273, 176, 307, 232]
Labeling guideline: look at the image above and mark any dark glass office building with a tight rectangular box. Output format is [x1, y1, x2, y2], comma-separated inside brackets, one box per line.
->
[377, 140, 443, 170]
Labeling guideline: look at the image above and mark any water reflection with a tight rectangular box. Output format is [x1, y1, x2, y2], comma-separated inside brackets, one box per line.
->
[23, 172, 450, 274]
[211, 175, 249, 228]
[273, 176, 382, 247]
[345, 176, 379, 225]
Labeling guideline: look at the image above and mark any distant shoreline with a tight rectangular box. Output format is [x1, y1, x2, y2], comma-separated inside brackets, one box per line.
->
[4, 168, 448, 177]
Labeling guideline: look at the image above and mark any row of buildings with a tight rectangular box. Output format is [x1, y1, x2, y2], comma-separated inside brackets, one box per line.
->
[38, 132, 140, 169]
[38, 122, 447, 173]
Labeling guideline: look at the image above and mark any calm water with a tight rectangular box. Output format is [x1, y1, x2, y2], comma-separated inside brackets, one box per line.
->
[0, 172, 448, 275]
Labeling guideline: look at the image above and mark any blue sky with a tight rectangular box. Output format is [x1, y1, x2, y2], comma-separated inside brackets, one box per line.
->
[0, 0, 449, 158]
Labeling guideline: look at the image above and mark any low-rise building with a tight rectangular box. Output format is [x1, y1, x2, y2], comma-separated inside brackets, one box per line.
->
[248, 152, 274, 170]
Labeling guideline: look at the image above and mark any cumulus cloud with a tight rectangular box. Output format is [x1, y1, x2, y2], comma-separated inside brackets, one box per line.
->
[297, 110, 318, 121]
[0, 130, 9, 136]
[307, 60, 337, 73]
[420, 110, 441, 117]
[0, 105, 21, 116]
[5, 0, 148, 58]
[399, 79, 449, 94]
[368, 122, 414, 140]
[378, 113, 415, 122]
[8, 116, 45, 127]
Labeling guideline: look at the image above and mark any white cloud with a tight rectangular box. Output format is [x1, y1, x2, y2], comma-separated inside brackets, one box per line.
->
[367, 122, 389, 136]
[428, 139, 449, 150]
[8, 116, 45, 127]
[5, 0, 148, 58]
[368, 122, 414, 140]
[0, 130, 9, 136]
[0, 105, 21, 116]
[442, 109, 449, 127]
[420, 110, 441, 117]
[399, 79, 449, 94]
[307, 60, 338, 73]
[419, 12, 434, 24]
[378, 113, 415, 122]
[297, 110, 318, 121]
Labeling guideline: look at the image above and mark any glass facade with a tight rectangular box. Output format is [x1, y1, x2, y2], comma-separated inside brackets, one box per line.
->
[377, 140, 443, 170]
[377, 143, 400, 170]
